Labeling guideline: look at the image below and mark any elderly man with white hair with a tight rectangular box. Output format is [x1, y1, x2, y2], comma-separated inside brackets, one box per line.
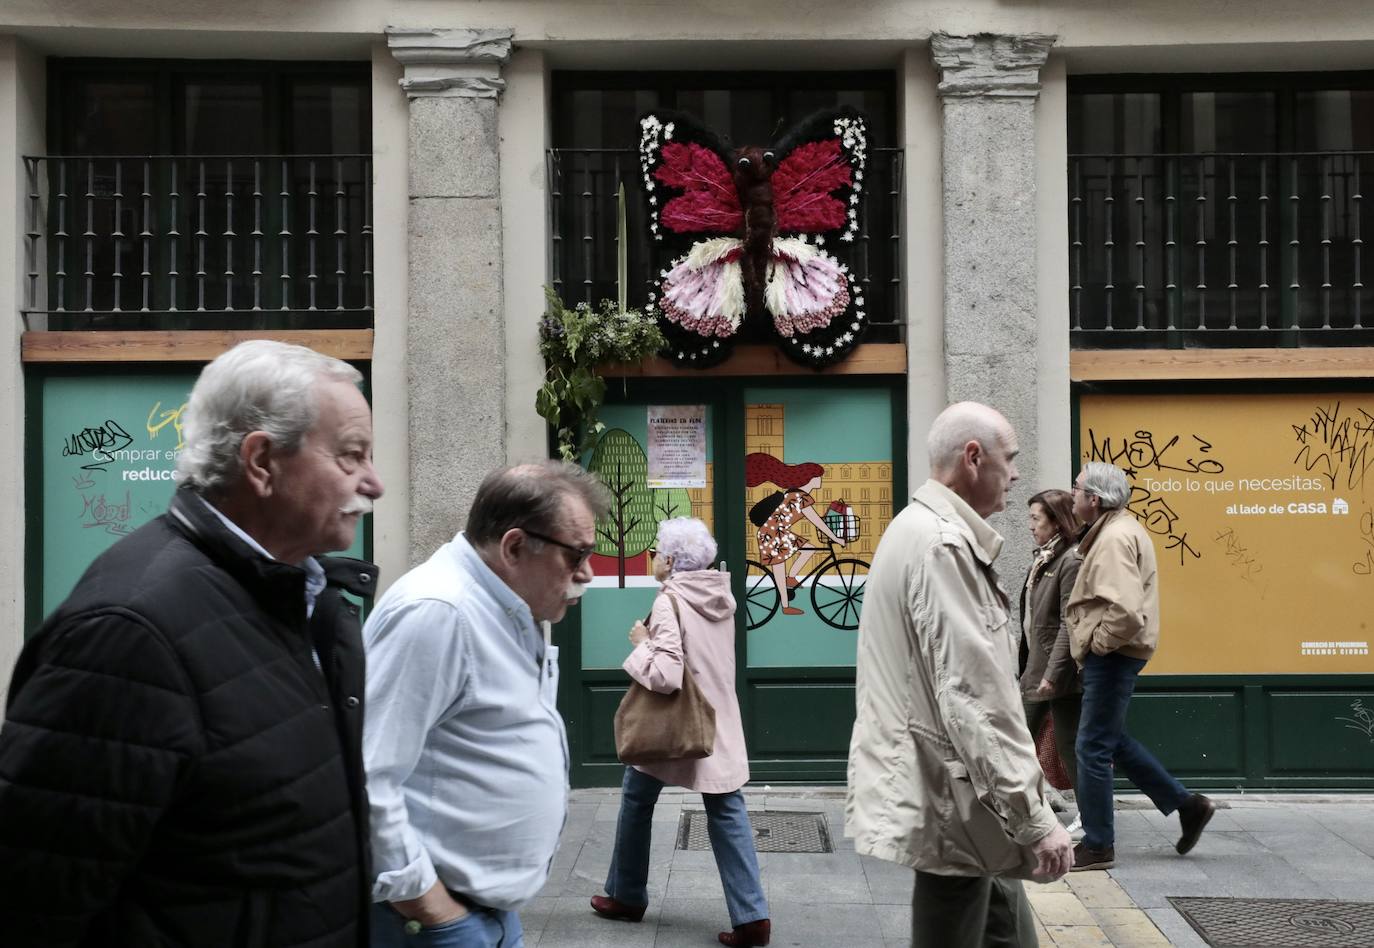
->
[847, 401, 1073, 948]
[0, 340, 384, 948]
[1066, 462, 1214, 872]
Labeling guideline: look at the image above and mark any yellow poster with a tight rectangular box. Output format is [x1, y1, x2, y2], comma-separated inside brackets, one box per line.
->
[1078, 393, 1374, 675]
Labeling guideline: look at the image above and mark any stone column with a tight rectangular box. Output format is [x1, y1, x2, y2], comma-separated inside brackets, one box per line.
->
[387, 27, 514, 564]
[930, 32, 1056, 568]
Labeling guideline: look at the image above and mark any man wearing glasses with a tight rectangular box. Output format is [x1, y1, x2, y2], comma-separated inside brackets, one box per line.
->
[1065, 462, 1214, 873]
[362, 461, 610, 947]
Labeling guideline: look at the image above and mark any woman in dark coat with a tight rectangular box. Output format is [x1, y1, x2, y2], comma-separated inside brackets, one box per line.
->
[1019, 488, 1084, 806]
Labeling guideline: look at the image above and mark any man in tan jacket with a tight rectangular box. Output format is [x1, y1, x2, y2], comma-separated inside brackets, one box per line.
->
[847, 403, 1073, 948]
[1065, 462, 1214, 872]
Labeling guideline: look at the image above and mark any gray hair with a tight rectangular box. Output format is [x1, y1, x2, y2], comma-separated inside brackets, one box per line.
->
[465, 460, 612, 547]
[1079, 462, 1131, 510]
[927, 401, 1009, 474]
[655, 517, 717, 573]
[176, 340, 363, 493]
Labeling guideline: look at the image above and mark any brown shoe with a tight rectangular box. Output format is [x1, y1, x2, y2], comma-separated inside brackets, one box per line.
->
[719, 919, 771, 946]
[1176, 793, 1216, 855]
[590, 894, 646, 922]
[782, 606, 805, 615]
[1070, 842, 1115, 871]
[784, 577, 800, 589]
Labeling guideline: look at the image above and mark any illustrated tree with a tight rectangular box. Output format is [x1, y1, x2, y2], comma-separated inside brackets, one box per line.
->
[653, 487, 693, 522]
[586, 429, 657, 587]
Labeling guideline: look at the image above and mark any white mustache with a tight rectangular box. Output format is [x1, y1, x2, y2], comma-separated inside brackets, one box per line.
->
[340, 496, 374, 516]
[565, 582, 587, 602]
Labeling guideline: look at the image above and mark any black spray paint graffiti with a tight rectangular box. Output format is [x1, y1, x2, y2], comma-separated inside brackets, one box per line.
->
[61, 420, 133, 472]
[1085, 427, 1218, 567]
[1085, 428, 1225, 478]
[1292, 402, 1374, 493]
[1355, 508, 1374, 577]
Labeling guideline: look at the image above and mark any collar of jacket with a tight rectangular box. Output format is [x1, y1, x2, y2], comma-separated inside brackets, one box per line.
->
[913, 479, 1004, 566]
[166, 487, 378, 613]
[1076, 506, 1130, 557]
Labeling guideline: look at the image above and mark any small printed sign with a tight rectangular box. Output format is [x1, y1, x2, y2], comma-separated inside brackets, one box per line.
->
[646, 405, 706, 489]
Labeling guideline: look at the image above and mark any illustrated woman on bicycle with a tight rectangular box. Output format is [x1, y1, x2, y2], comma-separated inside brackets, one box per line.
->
[745, 452, 847, 616]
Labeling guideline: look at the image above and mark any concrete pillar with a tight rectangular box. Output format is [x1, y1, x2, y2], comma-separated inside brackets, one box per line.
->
[0, 35, 45, 698]
[930, 31, 1056, 567]
[386, 27, 514, 564]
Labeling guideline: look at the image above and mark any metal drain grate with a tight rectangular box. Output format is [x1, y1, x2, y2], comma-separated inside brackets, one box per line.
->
[1169, 897, 1374, 947]
[676, 809, 834, 853]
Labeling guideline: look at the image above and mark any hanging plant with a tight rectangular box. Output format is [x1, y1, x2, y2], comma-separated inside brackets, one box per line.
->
[536, 287, 666, 462]
[537, 183, 666, 461]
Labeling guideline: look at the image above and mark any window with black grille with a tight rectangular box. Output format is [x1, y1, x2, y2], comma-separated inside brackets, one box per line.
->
[31, 59, 371, 329]
[1069, 72, 1374, 348]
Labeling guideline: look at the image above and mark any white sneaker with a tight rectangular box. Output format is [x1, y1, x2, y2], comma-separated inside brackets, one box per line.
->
[1066, 814, 1084, 840]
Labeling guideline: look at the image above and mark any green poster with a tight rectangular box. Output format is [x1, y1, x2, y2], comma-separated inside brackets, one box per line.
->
[38, 374, 366, 620]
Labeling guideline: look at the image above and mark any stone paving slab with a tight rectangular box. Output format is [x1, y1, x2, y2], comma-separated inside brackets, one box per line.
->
[524, 789, 1374, 947]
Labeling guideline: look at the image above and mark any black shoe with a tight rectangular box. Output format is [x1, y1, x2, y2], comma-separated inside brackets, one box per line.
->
[1070, 842, 1115, 871]
[1176, 793, 1216, 855]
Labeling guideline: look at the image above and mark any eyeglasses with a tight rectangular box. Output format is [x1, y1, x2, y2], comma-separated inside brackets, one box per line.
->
[1071, 484, 1097, 497]
[522, 529, 596, 569]
[647, 548, 657, 559]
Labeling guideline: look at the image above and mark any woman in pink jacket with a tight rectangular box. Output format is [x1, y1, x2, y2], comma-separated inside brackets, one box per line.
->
[590, 517, 770, 947]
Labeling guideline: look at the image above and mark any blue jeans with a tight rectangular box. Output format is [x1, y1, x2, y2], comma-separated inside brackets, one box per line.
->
[1076, 651, 1189, 850]
[604, 766, 769, 928]
[371, 902, 524, 948]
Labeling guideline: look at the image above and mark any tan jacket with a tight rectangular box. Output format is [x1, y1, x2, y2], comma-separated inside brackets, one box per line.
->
[1065, 508, 1159, 663]
[845, 481, 1059, 879]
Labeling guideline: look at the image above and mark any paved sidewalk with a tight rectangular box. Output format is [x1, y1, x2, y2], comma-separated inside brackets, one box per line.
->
[522, 787, 1374, 947]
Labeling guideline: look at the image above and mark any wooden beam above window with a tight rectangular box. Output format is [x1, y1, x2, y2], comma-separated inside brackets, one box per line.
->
[1070, 347, 1374, 381]
[600, 343, 907, 377]
[21, 330, 373, 364]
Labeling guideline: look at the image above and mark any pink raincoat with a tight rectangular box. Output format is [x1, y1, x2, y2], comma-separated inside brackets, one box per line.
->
[622, 570, 750, 793]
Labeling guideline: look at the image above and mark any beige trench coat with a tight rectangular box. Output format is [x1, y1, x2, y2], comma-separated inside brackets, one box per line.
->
[846, 481, 1058, 879]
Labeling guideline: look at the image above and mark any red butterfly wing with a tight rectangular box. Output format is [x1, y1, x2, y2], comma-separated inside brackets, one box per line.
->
[654, 142, 742, 234]
[772, 111, 868, 241]
[640, 112, 742, 240]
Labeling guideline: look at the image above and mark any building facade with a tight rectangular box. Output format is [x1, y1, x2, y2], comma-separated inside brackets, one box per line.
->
[2, 1, 1372, 787]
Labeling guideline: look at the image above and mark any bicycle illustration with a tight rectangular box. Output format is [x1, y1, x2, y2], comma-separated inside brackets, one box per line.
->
[744, 536, 870, 631]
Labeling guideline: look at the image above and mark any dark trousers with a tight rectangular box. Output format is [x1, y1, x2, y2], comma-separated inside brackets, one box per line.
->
[912, 871, 1037, 948]
[1023, 694, 1082, 790]
[1076, 651, 1189, 850]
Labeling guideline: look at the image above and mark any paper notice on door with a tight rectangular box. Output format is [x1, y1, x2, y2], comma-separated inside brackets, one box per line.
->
[646, 405, 706, 488]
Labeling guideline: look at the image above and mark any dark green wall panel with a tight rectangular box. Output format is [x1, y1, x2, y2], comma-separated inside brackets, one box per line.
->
[1127, 690, 1244, 775]
[747, 682, 856, 756]
[1267, 691, 1374, 774]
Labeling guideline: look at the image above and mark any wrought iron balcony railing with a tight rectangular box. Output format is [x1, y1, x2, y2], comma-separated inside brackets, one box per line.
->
[547, 147, 906, 344]
[1071, 151, 1373, 347]
[22, 155, 373, 330]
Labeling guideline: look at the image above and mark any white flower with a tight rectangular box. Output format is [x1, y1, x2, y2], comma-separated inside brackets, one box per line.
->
[815, 236, 825, 246]
[856, 310, 865, 318]
[649, 196, 657, 205]
[825, 346, 834, 355]
[677, 351, 685, 358]
[840, 232, 854, 242]
[851, 321, 861, 330]
[856, 296, 864, 305]
[712, 340, 719, 347]
[665, 123, 675, 140]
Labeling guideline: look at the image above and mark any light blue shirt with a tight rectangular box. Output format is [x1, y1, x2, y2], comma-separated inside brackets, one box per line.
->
[363, 533, 569, 910]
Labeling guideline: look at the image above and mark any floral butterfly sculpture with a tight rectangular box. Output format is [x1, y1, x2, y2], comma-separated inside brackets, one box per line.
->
[638, 107, 871, 368]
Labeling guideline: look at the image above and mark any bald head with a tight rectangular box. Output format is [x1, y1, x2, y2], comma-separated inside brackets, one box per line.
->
[927, 402, 1020, 517]
[928, 402, 1012, 475]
